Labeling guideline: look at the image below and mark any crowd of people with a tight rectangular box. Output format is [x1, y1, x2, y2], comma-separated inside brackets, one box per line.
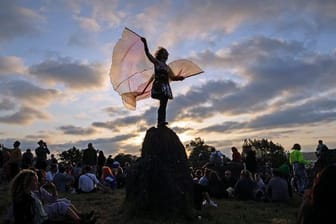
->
[0, 140, 129, 223]
[0, 139, 334, 223]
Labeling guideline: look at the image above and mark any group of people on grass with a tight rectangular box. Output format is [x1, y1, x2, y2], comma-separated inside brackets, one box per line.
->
[1, 140, 129, 224]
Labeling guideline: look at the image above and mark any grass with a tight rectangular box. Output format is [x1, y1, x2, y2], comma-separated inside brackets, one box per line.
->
[0, 183, 301, 224]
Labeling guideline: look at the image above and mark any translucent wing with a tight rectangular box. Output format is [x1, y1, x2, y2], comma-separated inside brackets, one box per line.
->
[110, 27, 203, 110]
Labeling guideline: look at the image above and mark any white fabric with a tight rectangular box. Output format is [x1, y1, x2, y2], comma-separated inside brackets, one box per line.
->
[110, 27, 203, 110]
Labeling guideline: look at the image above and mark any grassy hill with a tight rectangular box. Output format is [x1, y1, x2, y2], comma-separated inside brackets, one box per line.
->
[0, 183, 301, 224]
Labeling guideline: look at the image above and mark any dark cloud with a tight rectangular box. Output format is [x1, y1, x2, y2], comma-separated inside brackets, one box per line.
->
[0, 1, 42, 43]
[0, 106, 49, 124]
[58, 125, 97, 136]
[29, 57, 106, 90]
[0, 79, 61, 105]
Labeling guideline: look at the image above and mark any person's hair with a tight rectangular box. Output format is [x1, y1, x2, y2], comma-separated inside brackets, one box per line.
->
[11, 169, 37, 198]
[154, 47, 168, 59]
[36, 169, 47, 184]
[14, 140, 20, 147]
[101, 166, 113, 181]
[311, 165, 336, 208]
[292, 143, 301, 151]
[231, 147, 238, 152]
[10, 169, 37, 223]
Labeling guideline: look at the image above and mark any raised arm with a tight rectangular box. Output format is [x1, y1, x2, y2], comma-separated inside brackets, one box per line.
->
[141, 37, 155, 63]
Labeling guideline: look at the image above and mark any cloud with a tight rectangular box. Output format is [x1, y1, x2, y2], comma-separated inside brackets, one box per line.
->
[0, 56, 26, 75]
[0, 79, 61, 106]
[29, 57, 107, 90]
[58, 125, 97, 135]
[0, 106, 50, 125]
[0, 98, 16, 111]
[74, 16, 101, 32]
[0, 1, 43, 43]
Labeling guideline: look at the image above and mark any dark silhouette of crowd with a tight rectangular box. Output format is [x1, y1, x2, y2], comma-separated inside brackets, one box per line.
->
[0, 140, 129, 224]
[1, 139, 334, 223]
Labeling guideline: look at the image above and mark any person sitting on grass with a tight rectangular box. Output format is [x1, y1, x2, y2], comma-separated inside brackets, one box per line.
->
[198, 168, 218, 207]
[234, 169, 257, 201]
[100, 166, 117, 190]
[6, 169, 97, 224]
[78, 165, 111, 193]
[35, 169, 96, 223]
[265, 168, 289, 203]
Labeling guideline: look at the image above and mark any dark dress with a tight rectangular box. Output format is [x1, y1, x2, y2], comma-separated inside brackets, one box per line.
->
[151, 61, 173, 100]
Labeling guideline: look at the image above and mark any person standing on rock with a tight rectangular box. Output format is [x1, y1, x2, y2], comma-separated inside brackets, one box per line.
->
[141, 37, 184, 127]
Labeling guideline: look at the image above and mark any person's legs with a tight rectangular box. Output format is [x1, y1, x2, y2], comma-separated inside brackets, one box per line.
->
[157, 97, 168, 126]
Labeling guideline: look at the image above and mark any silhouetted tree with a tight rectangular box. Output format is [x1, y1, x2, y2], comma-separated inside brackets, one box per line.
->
[242, 138, 287, 168]
[58, 146, 82, 165]
[114, 153, 138, 166]
[186, 137, 214, 168]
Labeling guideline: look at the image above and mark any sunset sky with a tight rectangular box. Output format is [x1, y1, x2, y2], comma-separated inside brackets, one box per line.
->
[1, 0, 335, 157]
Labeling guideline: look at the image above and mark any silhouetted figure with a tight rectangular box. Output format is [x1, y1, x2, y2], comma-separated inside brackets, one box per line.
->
[244, 147, 257, 174]
[141, 37, 184, 127]
[21, 149, 34, 169]
[35, 140, 50, 170]
[97, 151, 106, 180]
[231, 146, 242, 163]
[82, 143, 98, 174]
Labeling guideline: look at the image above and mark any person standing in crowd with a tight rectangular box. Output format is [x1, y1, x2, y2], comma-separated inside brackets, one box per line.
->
[315, 140, 329, 171]
[35, 140, 50, 170]
[315, 140, 328, 158]
[49, 154, 58, 165]
[82, 143, 98, 174]
[97, 151, 106, 180]
[289, 143, 308, 194]
[21, 149, 34, 169]
[209, 147, 224, 168]
[231, 146, 242, 163]
[243, 147, 257, 175]
[11, 141, 23, 178]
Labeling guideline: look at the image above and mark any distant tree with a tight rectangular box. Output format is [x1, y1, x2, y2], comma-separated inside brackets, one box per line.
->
[242, 138, 287, 168]
[113, 153, 138, 166]
[58, 146, 82, 165]
[186, 137, 214, 168]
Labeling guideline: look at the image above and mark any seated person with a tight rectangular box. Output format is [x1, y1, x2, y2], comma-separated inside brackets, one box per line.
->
[35, 169, 96, 223]
[198, 168, 218, 207]
[53, 165, 74, 192]
[266, 168, 290, 203]
[234, 169, 257, 200]
[100, 166, 117, 189]
[78, 165, 110, 193]
[221, 169, 237, 198]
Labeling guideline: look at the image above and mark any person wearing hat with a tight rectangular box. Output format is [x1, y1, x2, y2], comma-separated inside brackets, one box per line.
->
[35, 140, 50, 170]
[289, 143, 308, 195]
